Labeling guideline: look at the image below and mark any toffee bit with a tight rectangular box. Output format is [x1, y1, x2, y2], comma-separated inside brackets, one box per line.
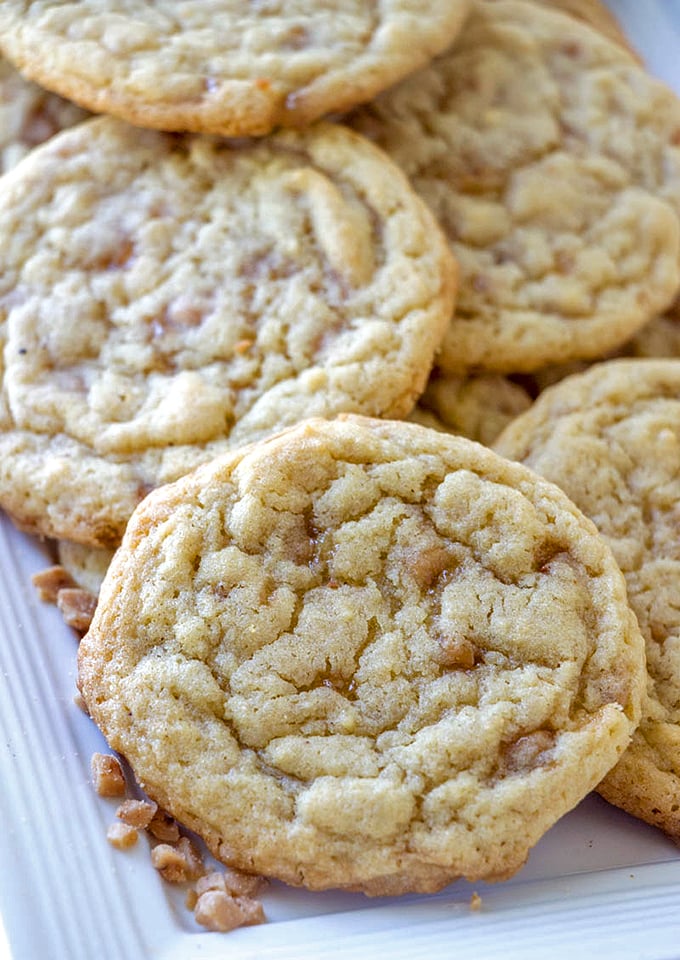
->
[107, 822, 138, 850]
[147, 809, 180, 843]
[31, 565, 76, 603]
[91, 753, 126, 797]
[56, 587, 98, 632]
[116, 798, 158, 830]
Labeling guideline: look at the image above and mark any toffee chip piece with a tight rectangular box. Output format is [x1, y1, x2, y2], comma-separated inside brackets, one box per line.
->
[79, 415, 644, 895]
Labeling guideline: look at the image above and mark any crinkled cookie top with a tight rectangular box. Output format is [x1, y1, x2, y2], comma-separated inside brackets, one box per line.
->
[0, 0, 471, 135]
[495, 359, 680, 841]
[79, 415, 644, 895]
[350, 0, 680, 374]
[0, 117, 455, 546]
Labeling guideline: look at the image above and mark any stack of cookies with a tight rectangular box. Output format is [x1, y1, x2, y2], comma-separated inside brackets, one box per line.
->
[1, 0, 679, 904]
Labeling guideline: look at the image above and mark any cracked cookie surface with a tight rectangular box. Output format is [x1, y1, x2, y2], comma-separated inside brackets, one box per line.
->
[349, 0, 680, 374]
[0, 116, 455, 547]
[79, 414, 644, 895]
[0, 55, 87, 174]
[495, 360, 680, 840]
[0, 0, 471, 136]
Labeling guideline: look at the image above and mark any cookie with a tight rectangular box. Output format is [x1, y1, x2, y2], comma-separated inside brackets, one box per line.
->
[78, 414, 644, 895]
[494, 359, 680, 841]
[349, 0, 680, 374]
[0, 116, 456, 548]
[418, 370, 533, 446]
[0, 55, 87, 174]
[57, 541, 114, 596]
[0, 0, 471, 137]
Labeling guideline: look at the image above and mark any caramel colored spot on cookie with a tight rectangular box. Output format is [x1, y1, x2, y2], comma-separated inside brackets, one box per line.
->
[560, 41, 583, 59]
[86, 238, 134, 271]
[555, 251, 576, 275]
[282, 25, 310, 51]
[502, 730, 556, 774]
[406, 545, 452, 590]
[437, 635, 477, 670]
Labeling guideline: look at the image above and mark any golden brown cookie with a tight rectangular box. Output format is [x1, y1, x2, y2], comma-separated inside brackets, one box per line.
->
[349, 0, 680, 374]
[0, 0, 472, 136]
[0, 116, 455, 547]
[495, 359, 680, 841]
[79, 414, 644, 895]
[0, 55, 87, 174]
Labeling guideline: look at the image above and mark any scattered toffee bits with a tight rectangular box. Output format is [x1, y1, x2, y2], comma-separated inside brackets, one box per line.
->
[89, 749, 263, 932]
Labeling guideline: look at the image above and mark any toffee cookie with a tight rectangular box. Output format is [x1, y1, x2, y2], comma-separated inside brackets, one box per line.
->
[418, 370, 533, 446]
[0, 116, 455, 547]
[495, 359, 680, 841]
[0, 56, 87, 174]
[349, 0, 680, 374]
[0, 0, 471, 137]
[79, 415, 644, 895]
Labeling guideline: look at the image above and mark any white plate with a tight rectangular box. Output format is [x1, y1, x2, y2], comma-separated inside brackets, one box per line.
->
[2, 2, 680, 957]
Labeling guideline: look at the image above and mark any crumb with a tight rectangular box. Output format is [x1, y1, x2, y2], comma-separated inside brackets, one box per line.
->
[470, 892, 482, 911]
[31, 564, 76, 602]
[151, 837, 204, 883]
[147, 809, 180, 843]
[56, 587, 97, 632]
[233, 895, 265, 926]
[185, 888, 199, 910]
[91, 752, 126, 797]
[107, 822, 138, 850]
[194, 889, 264, 933]
[151, 844, 189, 883]
[116, 798, 158, 830]
[176, 836, 205, 880]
